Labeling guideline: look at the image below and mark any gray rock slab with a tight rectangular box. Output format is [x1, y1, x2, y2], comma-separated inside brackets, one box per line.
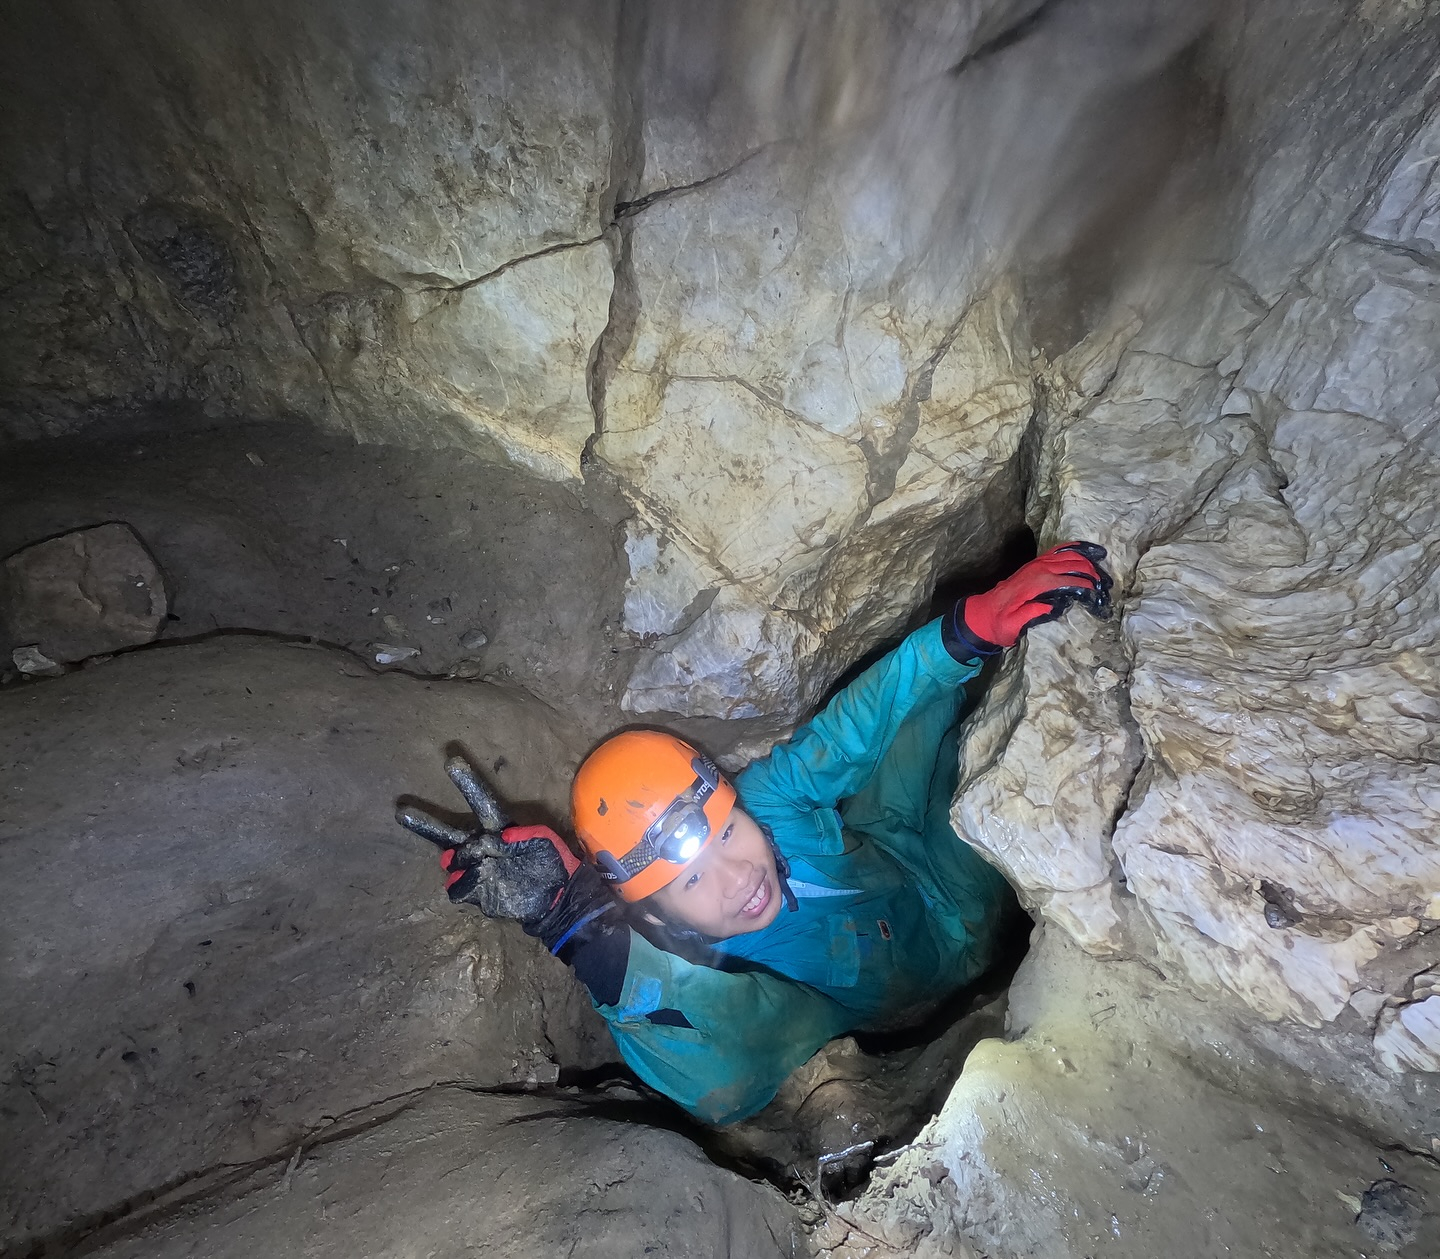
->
[0, 636, 616, 1251]
[83, 1088, 801, 1259]
[1, 522, 167, 662]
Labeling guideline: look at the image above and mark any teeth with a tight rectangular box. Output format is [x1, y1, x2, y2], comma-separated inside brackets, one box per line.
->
[743, 882, 765, 914]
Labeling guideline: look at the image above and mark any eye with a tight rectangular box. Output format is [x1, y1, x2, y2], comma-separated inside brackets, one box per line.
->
[720, 824, 734, 844]
[685, 872, 700, 890]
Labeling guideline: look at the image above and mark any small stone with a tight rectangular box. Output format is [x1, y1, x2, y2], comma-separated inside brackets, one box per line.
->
[372, 643, 419, 665]
[527, 1060, 561, 1086]
[448, 659, 485, 679]
[12, 645, 65, 677]
[246, 452, 265, 466]
[458, 628, 489, 651]
[1348, 989, 1388, 1022]
[2, 523, 167, 663]
[381, 615, 408, 639]
[1264, 901, 1296, 929]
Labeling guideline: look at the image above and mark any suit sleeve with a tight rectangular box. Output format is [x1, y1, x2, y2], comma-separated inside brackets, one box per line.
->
[736, 618, 982, 815]
[594, 933, 853, 1124]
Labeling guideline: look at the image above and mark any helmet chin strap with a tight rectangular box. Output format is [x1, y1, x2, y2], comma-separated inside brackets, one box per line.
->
[758, 821, 799, 914]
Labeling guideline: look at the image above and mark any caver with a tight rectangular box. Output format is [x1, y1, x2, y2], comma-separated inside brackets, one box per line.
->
[398, 543, 1112, 1123]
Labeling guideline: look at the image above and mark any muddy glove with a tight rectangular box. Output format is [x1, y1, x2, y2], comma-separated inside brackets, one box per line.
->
[396, 756, 580, 926]
[945, 541, 1112, 659]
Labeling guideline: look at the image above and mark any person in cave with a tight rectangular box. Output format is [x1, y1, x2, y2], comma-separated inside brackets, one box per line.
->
[397, 542, 1112, 1124]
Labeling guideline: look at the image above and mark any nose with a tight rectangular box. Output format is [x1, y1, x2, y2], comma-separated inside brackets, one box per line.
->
[714, 850, 752, 900]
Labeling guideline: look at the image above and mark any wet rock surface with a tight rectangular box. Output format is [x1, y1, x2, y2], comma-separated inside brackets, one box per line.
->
[1, 522, 167, 664]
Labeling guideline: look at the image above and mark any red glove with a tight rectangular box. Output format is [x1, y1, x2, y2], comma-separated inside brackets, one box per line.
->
[951, 541, 1112, 655]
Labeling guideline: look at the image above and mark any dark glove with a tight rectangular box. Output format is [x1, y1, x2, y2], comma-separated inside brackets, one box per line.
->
[396, 755, 580, 926]
[946, 541, 1112, 658]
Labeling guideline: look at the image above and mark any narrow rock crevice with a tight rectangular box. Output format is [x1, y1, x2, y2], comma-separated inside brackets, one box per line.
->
[581, 0, 649, 469]
[611, 145, 773, 222]
[418, 233, 608, 296]
[6, 3, 1440, 1256]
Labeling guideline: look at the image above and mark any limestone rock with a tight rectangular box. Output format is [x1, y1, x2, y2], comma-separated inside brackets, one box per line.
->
[1, 522, 167, 663]
[951, 627, 1137, 955]
[1363, 93, 1440, 257]
[838, 938, 1440, 1259]
[950, 8, 1440, 1058]
[1, 0, 618, 473]
[1374, 997, 1440, 1074]
[620, 520, 715, 639]
[11, 644, 65, 677]
[606, 260, 1036, 716]
[623, 585, 817, 720]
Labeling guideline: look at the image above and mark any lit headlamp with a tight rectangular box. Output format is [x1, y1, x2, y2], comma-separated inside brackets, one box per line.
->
[595, 755, 723, 885]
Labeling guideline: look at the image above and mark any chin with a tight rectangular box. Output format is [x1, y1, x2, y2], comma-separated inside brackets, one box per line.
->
[730, 874, 782, 934]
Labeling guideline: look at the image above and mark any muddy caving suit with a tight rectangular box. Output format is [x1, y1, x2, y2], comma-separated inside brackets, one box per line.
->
[556, 618, 1012, 1124]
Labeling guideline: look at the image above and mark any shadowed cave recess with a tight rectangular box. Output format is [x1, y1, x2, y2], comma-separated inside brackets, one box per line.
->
[3, 2, 1440, 1257]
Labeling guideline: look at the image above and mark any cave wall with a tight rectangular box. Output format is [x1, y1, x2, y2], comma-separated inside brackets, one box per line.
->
[950, 0, 1440, 1127]
[0, 0, 1212, 718]
[5, 0, 1440, 1253]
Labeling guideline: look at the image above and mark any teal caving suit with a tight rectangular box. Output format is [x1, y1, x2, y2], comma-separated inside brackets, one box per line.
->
[565, 619, 1012, 1124]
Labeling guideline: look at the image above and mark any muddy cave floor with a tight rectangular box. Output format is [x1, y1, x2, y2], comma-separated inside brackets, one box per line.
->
[2, 432, 1439, 1258]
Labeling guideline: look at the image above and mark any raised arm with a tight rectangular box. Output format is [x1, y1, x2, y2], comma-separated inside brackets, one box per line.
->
[737, 541, 1112, 816]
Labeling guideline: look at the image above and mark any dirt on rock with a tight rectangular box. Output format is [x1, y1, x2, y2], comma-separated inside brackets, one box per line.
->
[0, 636, 626, 1252]
[0, 420, 634, 726]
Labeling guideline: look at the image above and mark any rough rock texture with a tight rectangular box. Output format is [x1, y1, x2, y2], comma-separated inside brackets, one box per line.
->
[0, 637, 620, 1251]
[6, 0, 1440, 1255]
[825, 935, 1440, 1259]
[1, 522, 167, 663]
[0, 0, 618, 481]
[950, 0, 1440, 1081]
[601, 0, 1210, 717]
[81, 1089, 800, 1259]
[0, 0, 1212, 719]
[0, 422, 634, 721]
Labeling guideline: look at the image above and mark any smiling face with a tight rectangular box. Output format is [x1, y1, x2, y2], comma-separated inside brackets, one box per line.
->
[645, 806, 783, 938]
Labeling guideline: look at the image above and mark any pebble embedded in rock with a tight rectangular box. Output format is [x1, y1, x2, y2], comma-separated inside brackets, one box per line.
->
[458, 628, 489, 651]
[1, 523, 168, 664]
[372, 643, 419, 665]
[12, 645, 65, 677]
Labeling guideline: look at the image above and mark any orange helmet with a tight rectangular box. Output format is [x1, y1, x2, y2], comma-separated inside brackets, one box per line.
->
[571, 730, 736, 901]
